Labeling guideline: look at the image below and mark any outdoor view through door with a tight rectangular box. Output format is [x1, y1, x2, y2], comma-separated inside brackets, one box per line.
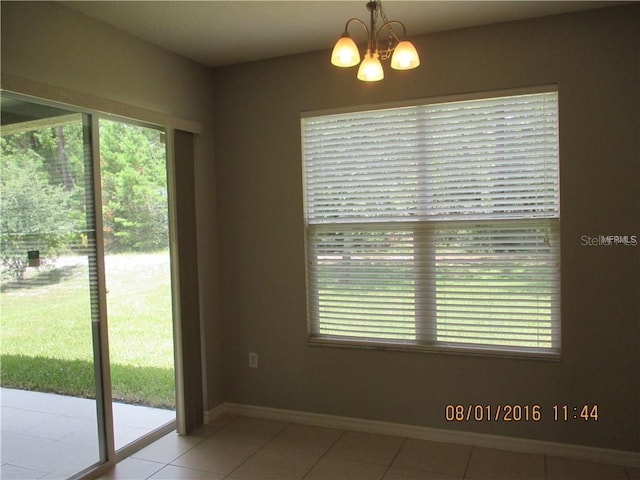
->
[0, 95, 176, 479]
[98, 118, 177, 450]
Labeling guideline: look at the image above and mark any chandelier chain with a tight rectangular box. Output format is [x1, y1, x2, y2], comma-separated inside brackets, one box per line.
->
[376, 1, 400, 60]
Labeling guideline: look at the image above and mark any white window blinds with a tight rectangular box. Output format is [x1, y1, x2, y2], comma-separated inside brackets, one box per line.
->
[302, 91, 560, 356]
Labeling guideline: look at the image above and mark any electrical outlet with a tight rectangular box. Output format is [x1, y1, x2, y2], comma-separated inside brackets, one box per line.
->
[248, 352, 258, 368]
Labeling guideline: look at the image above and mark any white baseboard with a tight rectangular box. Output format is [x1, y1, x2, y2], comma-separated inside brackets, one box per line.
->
[203, 402, 227, 424]
[204, 402, 639, 468]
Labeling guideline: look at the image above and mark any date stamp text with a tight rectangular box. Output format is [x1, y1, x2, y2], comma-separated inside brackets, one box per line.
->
[444, 404, 599, 422]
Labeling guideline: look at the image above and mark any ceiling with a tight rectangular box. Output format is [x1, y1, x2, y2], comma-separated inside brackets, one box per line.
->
[61, 1, 624, 68]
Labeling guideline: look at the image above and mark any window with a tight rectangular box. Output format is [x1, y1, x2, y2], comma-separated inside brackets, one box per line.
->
[301, 89, 560, 357]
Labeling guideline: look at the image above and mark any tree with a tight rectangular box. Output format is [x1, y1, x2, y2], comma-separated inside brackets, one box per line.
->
[0, 148, 73, 279]
[99, 121, 168, 252]
[1, 119, 169, 277]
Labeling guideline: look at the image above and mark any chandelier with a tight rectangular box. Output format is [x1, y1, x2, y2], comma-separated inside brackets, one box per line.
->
[331, 0, 420, 82]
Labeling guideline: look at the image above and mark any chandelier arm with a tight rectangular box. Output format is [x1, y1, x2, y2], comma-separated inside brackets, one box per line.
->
[376, 20, 407, 42]
[344, 17, 372, 51]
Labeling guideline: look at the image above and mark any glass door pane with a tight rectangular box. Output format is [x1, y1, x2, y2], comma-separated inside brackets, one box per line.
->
[0, 96, 104, 477]
[98, 118, 176, 450]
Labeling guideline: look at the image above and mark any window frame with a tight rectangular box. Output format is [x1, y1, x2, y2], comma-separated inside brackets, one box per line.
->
[301, 86, 561, 359]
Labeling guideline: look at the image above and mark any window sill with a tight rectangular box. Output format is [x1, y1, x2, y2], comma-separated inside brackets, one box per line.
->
[308, 336, 561, 361]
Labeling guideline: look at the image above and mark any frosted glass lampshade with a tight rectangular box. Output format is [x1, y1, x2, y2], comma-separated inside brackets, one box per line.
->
[390, 40, 420, 70]
[357, 52, 384, 81]
[331, 34, 361, 67]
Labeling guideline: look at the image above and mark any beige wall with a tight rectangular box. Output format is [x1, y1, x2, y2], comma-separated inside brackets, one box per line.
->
[0, 1, 224, 408]
[2, 0, 638, 453]
[212, 5, 639, 452]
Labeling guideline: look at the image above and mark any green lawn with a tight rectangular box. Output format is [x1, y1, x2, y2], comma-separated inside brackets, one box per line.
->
[0, 252, 175, 408]
[316, 267, 554, 349]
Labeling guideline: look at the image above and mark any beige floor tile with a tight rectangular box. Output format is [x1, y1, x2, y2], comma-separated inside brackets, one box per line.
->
[132, 431, 206, 463]
[96, 457, 164, 480]
[170, 437, 259, 475]
[148, 464, 225, 479]
[208, 413, 242, 427]
[327, 432, 405, 465]
[326, 431, 405, 466]
[223, 416, 288, 437]
[208, 421, 284, 450]
[383, 466, 462, 479]
[392, 439, 471, 478]
[8, 430, 98, 475]
[187, 423, 223, 438]
[546, 456, 628, 480]
[465, 447, 545, 480]
[227, 448, 319, 479]
[185, 416, 286, 457]
[263, 423, 343, 456]
[304, 457, 388, 480]
[1, 464, 48, 480]
[58, 414, 640, 480]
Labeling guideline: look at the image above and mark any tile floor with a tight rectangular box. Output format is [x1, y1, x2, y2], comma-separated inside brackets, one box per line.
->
[97, 415, 640, 480]
[0, 388, 175, 480]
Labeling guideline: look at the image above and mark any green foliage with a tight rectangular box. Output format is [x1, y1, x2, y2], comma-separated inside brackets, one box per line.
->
[1, 116, 173, 408]
[99, 120, 168, 252]
[1, 119, 169, 277]
[0, 355, 175, 409]
[0, 137, 75, 279]
[0, 253, 175, 408]
[0, 355, 96, 399]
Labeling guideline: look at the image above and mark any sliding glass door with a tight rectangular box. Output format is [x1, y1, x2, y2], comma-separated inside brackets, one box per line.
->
[1, 98, 104, 477]
[98, 118, 176, 450]
[0, 94, 176, 478]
